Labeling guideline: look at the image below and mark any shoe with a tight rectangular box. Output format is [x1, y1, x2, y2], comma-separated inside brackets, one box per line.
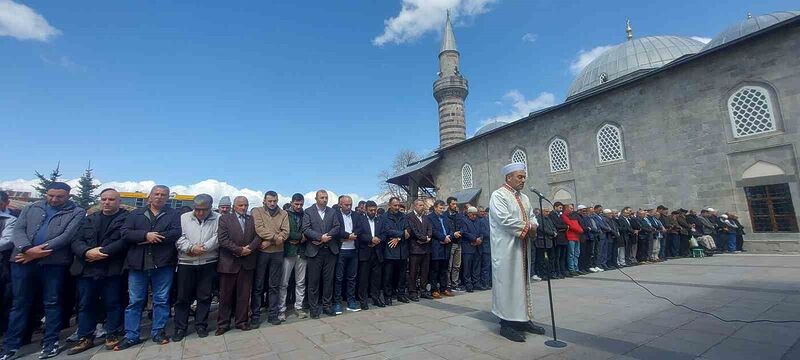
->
[215, 328, 229, 336]
[269, 318, 281, 326]
[499, 326, 526, 342]
[113, 338, 142, 351]
[67, 337, 95, 355]
[361, 302, 370, 311]
[39, 342, 61, 359]
[588, 267, 598, 273]
[372, 297, 386, 307]
[421, 292, 433, 300]
[297, 309, 309, 319]
[466, 288, 474, 293]
[347, 301, 362, 311]
[196, 327, 209, 338]
[152, 331, 170, 345]
[310, 311, 320, 319]
[332, 303, 343, 315]
[235, 324, 251, 332]
[397, 295, 410, 303]
[565, 272, 574, 278]
[384, 296, 393, 306]
[518, 321, 546, 335]
[104, 333, 123, 350]
[454, 286, 465, 292]
[249, 318, 261, 329]
[443, 290, 455, 297]
[66, 330, 80, 343]
[569, 271, 578, 276]
[409, 295, 420, 302]
[531, 275, 542, 281]
[577, 270, 588, 275]
[0, 350, 18, 360]
[278, 312, 286, 322]
[431, 291, 441, 299]
[172, 329, 186, 342]
[323, 307, 337, 317]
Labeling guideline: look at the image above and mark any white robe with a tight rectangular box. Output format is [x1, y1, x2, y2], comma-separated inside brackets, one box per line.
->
[489, 185, 538, 321]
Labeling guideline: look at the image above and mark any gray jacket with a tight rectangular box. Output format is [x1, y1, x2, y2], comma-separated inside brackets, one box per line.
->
[0, 212, 16, 252]
[11, 200, 86, 266]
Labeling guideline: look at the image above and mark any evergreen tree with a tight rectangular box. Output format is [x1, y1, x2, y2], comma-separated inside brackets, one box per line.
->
[73, 165, 100, 209]
[34, 162, 62, 198]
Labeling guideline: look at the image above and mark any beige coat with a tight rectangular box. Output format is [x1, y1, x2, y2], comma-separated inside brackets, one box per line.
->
[252, 207, 289, 253]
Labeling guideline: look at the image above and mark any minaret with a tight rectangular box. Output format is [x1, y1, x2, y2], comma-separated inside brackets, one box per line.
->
[433, 11, 469, 148]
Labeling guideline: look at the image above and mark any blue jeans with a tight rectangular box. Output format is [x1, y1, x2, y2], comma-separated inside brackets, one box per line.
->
[668, 233, 680, 257]
[658, 236, 666, 259]
[727, 233, 737, 252]
[77, 275, 124, 338]
[567, 241, 580, 271]
[125, 267, 174, 341]
[3, 263, 66, 350]
[335, 249, 358, 304]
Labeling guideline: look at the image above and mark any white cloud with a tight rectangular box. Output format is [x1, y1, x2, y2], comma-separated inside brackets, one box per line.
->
[0, 0, 60, 42]
[521, 33, 537, 43]
[690, 36, 711, 44]
[0, 178, 381, 211]
[480, 90, 556, 129]
[373, 0, 496, 46]
[40, 54, 84, 72]
[569, 45, 615, 75]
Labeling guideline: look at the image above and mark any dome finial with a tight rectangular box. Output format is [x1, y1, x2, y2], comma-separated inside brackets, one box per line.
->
[626, 18, 633, 41]
[747, 12, 752, 19]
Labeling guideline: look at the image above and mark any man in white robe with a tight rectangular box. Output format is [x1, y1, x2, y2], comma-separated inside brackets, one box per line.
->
[489, 162, 546, 342]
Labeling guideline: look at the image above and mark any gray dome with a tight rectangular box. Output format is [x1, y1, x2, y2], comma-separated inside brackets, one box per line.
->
[474, 120, 509, 137]
[702, 11, 799, 51]
[567, 36, 704, 98]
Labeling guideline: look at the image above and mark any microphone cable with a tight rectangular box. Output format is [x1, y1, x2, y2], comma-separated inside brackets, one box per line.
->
[615, 266, 800, 324]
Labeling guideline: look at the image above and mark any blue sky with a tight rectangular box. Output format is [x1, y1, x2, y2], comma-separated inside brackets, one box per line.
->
[1, 0, 796, 204]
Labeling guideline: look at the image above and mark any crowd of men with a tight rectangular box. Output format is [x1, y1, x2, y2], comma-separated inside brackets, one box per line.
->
[0, 184, 499, 359]
[531, 203, 747, 281]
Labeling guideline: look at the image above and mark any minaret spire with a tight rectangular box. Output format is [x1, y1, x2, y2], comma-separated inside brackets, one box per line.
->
[433, 10, 468, 148]
[747, 12, 752, 19]
[441, 10, 458, 54]
[626, 18, 633, 41]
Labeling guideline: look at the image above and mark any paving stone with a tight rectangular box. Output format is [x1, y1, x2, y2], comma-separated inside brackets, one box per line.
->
[701, 337, 791, 360]
[729, 323, 800, 346]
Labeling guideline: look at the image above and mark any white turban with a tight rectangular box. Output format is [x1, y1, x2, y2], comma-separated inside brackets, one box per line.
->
[502, 162, 526, 176]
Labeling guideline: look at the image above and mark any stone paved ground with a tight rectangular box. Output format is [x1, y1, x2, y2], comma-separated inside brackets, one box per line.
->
[7, 253, 800, 359]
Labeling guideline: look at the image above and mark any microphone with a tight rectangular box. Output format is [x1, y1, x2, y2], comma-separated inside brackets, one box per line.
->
[529, 187, 545, 198]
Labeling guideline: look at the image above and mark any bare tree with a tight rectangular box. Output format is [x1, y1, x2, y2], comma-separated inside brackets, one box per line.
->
[377, 149, 421, 203]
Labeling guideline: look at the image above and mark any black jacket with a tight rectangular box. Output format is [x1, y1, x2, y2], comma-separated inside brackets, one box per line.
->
[71, 210, 130, 278]
[357, 214, 384, 262]
[548, 211, 568, 245]
[122, 206, 181, 270]
[380, 211, 408, 260]
[428, 212, 454, 260]
[535, 214, 556, 249]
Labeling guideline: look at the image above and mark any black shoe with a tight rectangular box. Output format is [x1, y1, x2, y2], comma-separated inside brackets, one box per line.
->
[577, 270, 588, 275]
[172, 329, 186, 342]
[310, 312, 320, 319]
[113, 338, 142, 351]
[397, 295, 410, 303]
[0, 350, 18, 360]
[384, 296, 393, 306]
[151, 331, 170, 345]
[269, 318, 282, 326]
[499, 326, 526, 342]
[250, 318, 261, 329]
[361, 302, 370, 311]
[569, 271, 578, 277]
[519, 321, 546, 335]
[196, 327, 209, 338]
[565, 272, 574, 278]
[420, 292, 433, 300]
[466, 288, 474, 293]
[372, 297, 385, 307]
[409, 295, 420, 302]
[323, 308, 337, 316]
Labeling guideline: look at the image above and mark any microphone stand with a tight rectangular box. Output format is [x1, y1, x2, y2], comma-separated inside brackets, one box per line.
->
[531, 189, 567, 348]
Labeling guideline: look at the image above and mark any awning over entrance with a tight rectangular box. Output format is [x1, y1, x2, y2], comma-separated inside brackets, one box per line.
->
[452, 188, 481, 205]
[386, 155, 439, 188]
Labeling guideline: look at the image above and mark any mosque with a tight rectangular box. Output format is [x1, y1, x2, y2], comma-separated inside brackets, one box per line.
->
[387, 11, 800, 252]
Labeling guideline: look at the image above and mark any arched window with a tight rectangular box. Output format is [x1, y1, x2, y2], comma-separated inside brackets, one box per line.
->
[548, 138, 570, 173]
[461, 163, 473, 189]
[596, 124, 624, 163]
[511, 149, 528, 172]
[729, 86, 777, 138]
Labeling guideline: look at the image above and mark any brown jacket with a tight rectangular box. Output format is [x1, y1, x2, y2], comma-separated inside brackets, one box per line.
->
[406, 211, 432, 255]
[217, 213, 261, 274]
[252, 207, 289, 253]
